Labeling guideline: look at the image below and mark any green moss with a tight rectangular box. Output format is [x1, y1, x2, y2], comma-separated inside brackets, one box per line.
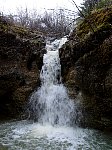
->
[0, 23, 9, 32]
[76, 6, 112, 39]
[10, 25, 29, 38]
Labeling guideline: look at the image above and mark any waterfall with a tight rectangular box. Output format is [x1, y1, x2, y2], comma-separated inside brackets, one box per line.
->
[28, 37, 74, 126]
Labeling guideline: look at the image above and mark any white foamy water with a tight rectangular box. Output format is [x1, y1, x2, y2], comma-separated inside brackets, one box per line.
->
[0, 120, 112, 150]
[28, 37, 75, 126]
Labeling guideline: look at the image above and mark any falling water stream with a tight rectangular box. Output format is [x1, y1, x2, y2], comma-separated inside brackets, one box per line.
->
[0, 37, 112, 150]
[28, 38, 74, 125]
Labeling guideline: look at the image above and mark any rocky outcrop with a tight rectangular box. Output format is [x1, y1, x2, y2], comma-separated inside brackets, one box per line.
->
[59, 7, 112, 130]
[0, 17, 46, 120]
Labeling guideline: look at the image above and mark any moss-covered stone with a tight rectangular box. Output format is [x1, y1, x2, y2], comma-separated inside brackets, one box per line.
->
[76, 6, 112, 40]
[59, 6, 112, 130]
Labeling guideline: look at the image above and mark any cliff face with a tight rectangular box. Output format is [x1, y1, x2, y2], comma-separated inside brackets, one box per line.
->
[59, 7, 112, 130]
[0, 17, 46, 120]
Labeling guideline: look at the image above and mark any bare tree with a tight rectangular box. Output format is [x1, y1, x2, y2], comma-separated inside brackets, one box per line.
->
[1, 7, 74, 37]
[16, 7, 29, 27]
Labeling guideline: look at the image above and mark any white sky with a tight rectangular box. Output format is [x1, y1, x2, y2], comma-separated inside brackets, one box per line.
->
[0, 0, 83, 14]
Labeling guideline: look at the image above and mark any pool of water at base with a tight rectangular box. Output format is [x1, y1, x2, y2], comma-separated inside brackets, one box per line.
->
[0, 120, 112, 150]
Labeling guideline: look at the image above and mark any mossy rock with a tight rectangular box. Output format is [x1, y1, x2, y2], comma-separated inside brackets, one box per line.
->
[10, 25, 29, 38]
[76, 6, 112, 40]
[60, 6, 112, 130]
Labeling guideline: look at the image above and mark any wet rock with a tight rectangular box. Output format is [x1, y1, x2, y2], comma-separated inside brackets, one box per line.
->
[59, 7, 112, 130]
[0, 17, 46, 120]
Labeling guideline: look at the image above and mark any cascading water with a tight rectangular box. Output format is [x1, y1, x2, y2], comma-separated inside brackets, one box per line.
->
[0, 38, 112, 150]
[28, 37, 75, 126]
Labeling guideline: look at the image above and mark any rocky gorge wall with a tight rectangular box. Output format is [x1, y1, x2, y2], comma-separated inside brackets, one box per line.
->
[59, 7, 112, 130]
[0, 16, 46, 120]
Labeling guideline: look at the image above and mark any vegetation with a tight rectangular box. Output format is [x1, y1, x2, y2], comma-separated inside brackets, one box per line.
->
[76, 6, 112, 39]
[78, 0, 112, 18]
[0, 8, 74, 38]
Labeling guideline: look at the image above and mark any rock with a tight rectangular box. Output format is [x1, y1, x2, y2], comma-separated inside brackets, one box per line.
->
[59, 6, 112, 130]
[0, 17, 46, 120]
[64, 67, 80, 99]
